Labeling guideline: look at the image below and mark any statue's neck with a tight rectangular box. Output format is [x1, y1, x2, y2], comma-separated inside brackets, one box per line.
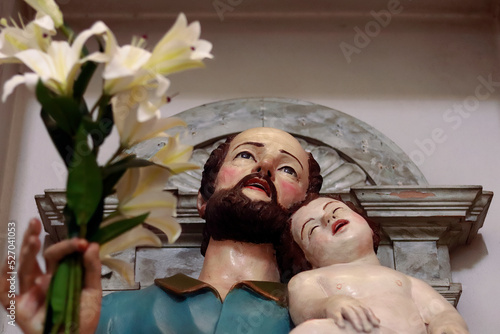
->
[313, 251, 381, 268]
[198, 238, 280, 300]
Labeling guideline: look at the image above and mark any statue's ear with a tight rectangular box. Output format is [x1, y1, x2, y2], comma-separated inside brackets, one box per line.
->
[197, 191, 207, 218]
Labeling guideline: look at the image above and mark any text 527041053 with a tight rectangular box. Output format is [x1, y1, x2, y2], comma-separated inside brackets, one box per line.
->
[5, 220, 17, 326]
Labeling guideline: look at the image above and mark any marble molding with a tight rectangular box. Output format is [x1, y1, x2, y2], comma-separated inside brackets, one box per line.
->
[35, 98, 493, 306]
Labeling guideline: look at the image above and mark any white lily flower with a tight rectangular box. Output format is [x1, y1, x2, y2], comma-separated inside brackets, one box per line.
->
[97, 164, 181, 286]
[147, 13, 213, 68]
[23, 0, 63, 28]
[99, 224, 161, 286]
[150, 135, 199, 174]
[111, 89, 186, 148]
[114, 75, 171, 122]
[0, 15, 56, 64]
[1, 21, 110, 101]
[102, 13, 213, 95]
[108, 165, 181, 243]
[2, 72, 39, 102]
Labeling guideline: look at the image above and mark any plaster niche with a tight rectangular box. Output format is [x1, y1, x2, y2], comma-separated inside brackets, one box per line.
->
[36, 97, 492, 305]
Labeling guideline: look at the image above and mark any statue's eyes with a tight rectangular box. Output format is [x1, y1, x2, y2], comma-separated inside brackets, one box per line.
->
[309, 225, 319, 237]
[279, 166, 297, 177]
[235, 151, 254, 160]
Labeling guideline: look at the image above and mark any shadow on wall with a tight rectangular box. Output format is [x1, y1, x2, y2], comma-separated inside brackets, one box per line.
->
[450, 234, 488, 272]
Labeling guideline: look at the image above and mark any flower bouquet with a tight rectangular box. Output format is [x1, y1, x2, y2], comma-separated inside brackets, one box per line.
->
[1, 0, 212, 332]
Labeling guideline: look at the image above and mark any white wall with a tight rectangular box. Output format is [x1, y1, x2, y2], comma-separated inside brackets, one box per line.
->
[2, 10, 499, 334]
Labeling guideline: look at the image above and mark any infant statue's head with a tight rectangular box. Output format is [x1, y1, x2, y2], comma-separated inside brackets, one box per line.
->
[289, 196, 380, 268]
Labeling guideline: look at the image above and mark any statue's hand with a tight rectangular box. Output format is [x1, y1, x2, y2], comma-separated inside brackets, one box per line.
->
[428, 315, 470, 334]
[426, 309, 470, 334]
[429, 325, 469, 334]
[0, 218, 102, 334]
[325, 295, 380, 333]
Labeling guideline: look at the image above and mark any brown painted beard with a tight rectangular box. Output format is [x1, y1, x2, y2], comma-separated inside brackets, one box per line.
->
[204, 173, 289, 246]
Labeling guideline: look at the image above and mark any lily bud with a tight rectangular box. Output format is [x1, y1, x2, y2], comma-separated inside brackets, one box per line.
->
[23, 0, 63, 28]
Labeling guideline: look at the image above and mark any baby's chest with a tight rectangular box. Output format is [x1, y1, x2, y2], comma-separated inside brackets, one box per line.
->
[319, 267, 412, 297]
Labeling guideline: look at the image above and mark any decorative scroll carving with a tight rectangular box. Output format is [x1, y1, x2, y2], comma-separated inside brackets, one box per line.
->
[298, 138, 371, 192]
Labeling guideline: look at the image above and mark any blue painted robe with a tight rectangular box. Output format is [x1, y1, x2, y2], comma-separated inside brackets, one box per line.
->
[97, 273, 292, 334]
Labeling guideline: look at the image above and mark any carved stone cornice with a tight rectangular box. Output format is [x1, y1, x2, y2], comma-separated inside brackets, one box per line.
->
[350, 185, 493, 250]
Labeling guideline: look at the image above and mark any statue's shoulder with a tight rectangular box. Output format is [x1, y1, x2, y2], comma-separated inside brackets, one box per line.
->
[232, 280, 288, 307]
[98, 275, 224, 334]
[155, 273, 222, 300]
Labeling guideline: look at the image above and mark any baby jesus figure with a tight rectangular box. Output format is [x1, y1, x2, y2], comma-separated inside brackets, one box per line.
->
[287, 196, 469, 334]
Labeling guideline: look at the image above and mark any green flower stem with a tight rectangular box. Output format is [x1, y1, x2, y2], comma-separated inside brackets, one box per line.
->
[89, 95, 105, 117]
[45, 253, 84, 334]
[79, 224, 87, 239]
[62, 256, 75, 334]
[70, 256, 83, 333]
[96, 95, 112, 121]
[106, 146, 126, 167]
[60, 25, 75, 44]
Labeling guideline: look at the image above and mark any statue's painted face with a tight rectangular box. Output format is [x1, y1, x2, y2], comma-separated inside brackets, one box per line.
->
[214, 127, 310, 209]
[291, 197, 374, 268]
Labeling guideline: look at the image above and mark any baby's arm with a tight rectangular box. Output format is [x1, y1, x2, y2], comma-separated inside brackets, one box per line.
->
[288, 271, 380, 332]
[409, 276, 469, 334]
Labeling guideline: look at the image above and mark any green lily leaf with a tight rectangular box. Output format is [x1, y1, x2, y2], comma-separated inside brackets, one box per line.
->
[46, 257, 71, 332]
[90, 212, 150, 245]
[79, 95, 113, 155]
[66, 124, 103, 227]
[36, 81, 84, 135]
[40, 109, 74, 167]
[101, 155, 154, 197]
[85, 197, 105, 241]
[81, 114, 108, 150]
[95, 96, 114, 146]
[103, 155, 155, 177]
[63, 205, 79, 238]
[73, 61, 97, 100]
[71, 37, 104, 109]
[81, 96, 113, 151]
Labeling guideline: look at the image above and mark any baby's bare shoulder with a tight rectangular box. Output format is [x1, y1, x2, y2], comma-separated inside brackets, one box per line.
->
[291, 264, 412, 288]
[289, 267, 332, 291]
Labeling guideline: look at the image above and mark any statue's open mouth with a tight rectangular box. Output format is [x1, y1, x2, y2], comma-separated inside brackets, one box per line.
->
[332, 219, 349, 235]
[243, 177, 271, 197]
